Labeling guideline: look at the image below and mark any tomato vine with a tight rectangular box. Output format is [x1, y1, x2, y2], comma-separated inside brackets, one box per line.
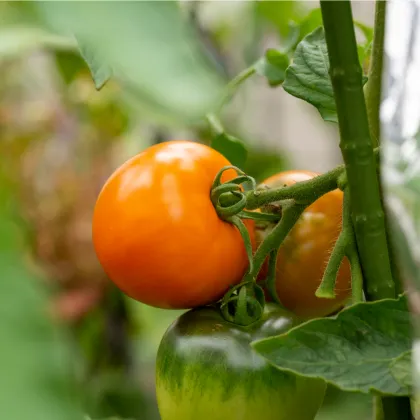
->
[207, 0, 410, 418]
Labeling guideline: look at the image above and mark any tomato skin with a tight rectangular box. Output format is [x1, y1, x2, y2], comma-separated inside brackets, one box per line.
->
[156, 304, 326, 420]
[257, 170, 351, 318]
[92, 140, 254, 309]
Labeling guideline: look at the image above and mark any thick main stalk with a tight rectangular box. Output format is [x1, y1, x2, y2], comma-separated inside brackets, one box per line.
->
[320, 0, 394, 301]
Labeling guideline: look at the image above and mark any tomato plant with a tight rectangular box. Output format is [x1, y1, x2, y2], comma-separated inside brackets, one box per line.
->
[92, 140, 254, 309]
[256, 170, 351, 318]
[2, 2, 417, 420]
[156, 303, 326, 420]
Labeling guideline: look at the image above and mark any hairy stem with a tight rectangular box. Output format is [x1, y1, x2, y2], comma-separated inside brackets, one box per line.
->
[316, 232, 347, 299]
[247, 203, 306, 280]
[320, 0, 394, 302]
[364, 1, 386, 147]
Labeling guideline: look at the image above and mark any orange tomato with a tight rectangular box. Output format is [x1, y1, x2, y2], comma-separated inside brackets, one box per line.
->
[92, 141, 253, 309]
[256, 170, 351, 318]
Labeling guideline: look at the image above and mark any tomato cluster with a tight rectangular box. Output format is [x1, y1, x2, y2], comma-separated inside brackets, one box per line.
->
[92, 140, 350, 420]
[93, 140, 350, 316]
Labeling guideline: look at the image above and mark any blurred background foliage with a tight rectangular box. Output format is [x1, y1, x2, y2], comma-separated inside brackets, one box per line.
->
[0, 1, 375, 419]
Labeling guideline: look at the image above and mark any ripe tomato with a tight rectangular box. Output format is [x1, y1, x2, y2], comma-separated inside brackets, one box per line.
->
[156, 303, 326, 420]
[92, 140, 254, 309]
[256, 170, 351, 318]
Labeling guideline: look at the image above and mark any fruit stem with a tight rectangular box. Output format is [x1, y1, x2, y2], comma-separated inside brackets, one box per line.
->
[216, 150, 379, 216]
[247, 202, 306, 281]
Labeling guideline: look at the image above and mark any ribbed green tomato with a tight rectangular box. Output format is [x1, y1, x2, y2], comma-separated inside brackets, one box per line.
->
[156, 304, 326, 420]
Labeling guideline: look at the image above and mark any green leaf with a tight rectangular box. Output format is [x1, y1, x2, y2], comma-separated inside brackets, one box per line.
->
[0, 27, 75, 59]
[77, 39, 112, 90]
[0, 178, 82, 420]
[252, 296, 413, 396]
[211, 133, 248, 169]
[283, 27, 337, 123]
[389, 351, 413, 390]
[35, 1, 223, 122]
[254, 49, 289, 87]
[283, 27, 367, 124]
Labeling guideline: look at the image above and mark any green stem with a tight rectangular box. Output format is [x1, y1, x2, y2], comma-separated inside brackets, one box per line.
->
[265, 249, 283, 305]
[218, 164, 344, 211]
[364, 0, 386, 147]
[228, 215, 254, 274]
[320, 2, 408, 418]
[247, 203, 306, 280]
[316, 232, 347, 299]
[316, 186, 363, 302]
[206, 113, 224, 135]
[320, 0, 395, 302]
[348, 250, 364, 303]
[219, 65, 256, 110]
[343, 186, 364, 304]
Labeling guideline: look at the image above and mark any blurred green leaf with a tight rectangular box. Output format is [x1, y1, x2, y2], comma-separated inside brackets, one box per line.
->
[0, 27, 75, 59]
[283, 27, 337, 123]
[298, 8, 323, 41]
[256, 1, 306, 37]
[35, 1, 224, 122]
[283, 8, 323, 52]
[252, 295, 412, 396]
[0, 3, 75, 59]
[77, 40, 112, 90]
[244, 147, 287, 182]
[0, 179, 82, 420]
[211, 133, 248, 169]
[254, 49, 289, 87]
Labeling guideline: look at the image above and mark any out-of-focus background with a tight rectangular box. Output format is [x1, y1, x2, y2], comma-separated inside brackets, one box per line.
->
[0, 2, 375, 420]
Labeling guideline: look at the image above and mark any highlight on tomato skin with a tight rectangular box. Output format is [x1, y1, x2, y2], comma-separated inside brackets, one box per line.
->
[256, 170, 352, 319]
[92, 140, 254, 310]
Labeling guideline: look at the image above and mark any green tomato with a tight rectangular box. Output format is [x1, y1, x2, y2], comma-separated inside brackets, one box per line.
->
[156, 303, 326, 420]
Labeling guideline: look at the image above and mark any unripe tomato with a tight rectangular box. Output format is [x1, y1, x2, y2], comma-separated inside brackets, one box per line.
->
[256, 170, 351, 318]
[92, 141, 253, 309]
[156, 304, 326, 420]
